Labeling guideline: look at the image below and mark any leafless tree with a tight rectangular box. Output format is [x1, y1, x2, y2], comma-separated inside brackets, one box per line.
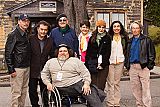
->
[63, 0, 88, 34]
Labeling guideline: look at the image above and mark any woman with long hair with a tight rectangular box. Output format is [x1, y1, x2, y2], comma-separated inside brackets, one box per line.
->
[106, 21, 128, 107]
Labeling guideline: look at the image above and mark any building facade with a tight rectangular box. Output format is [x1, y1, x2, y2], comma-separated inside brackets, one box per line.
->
[0, 0, 144, 49]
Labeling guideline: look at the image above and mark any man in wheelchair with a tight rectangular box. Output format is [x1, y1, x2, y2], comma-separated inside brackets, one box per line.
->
[41, 44, 105, 107]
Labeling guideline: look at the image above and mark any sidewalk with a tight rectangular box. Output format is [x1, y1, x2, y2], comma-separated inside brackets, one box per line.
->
[1, 78, 160, 107]
[0, 66, 160, 107]
[151, 66, 160, 75]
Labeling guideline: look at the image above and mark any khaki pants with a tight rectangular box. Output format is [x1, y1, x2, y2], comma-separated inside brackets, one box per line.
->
[106, 63, 124, 106]
[129, 64, 152, 107]
[10, 67, 30, 107]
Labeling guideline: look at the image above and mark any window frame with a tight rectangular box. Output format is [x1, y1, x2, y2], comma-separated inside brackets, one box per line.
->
[96, 10, 127, 30]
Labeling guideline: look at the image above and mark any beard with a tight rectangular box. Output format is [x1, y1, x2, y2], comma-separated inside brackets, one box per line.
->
[58, 55, 67, 61]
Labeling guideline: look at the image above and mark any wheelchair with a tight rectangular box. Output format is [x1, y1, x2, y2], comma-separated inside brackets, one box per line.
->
[42, 87, 88, 107]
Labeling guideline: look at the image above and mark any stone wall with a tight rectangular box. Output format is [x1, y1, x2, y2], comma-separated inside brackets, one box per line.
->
[0, 0, 143, 49]
[87, 0, 142, 32]
[126, 0, 142, 32]
[0, 3, 5, 49]
[0, 0, 27, 49]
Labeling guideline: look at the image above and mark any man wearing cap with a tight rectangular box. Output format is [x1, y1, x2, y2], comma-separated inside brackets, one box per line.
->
[5, 14, 31, 107]
[50, 13, 79, 57]
[41, 44, 105, 107]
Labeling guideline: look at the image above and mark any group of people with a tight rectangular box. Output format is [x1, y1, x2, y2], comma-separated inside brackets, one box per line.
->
[5, 13, 155, 107]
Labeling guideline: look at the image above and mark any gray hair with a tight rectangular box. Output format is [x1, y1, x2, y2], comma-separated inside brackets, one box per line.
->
[130, 21, 143, 32]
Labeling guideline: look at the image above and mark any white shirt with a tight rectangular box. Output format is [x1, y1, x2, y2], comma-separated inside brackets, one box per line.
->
[109, 38, 124, 64]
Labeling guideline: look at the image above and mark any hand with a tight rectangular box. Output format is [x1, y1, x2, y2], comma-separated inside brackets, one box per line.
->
[11, 72, 16, 78]
[47, 83, 53, 91]
[74, 52, 78, 57]
[82, 83, 91, 96]
[97, 65, 103, 70]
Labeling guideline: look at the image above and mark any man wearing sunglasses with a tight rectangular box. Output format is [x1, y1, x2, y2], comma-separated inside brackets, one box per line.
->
[50, 13, 79, 57]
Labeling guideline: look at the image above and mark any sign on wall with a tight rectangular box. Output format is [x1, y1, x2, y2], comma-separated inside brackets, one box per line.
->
[39, 1, 56, 12]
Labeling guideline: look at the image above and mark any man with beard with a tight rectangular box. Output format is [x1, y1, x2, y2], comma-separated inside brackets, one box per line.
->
[41, 44, 105, 107]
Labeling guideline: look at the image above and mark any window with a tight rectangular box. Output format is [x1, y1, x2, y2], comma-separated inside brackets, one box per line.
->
[97, 12, 125, 30]
[112, 13, 125, 26]
[97, 13, 110, 30]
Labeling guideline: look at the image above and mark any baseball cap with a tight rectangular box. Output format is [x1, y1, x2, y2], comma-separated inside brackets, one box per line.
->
[57, 44, 71, 49]
[18, 14, 30, 20]
[56, 13, 67, 22]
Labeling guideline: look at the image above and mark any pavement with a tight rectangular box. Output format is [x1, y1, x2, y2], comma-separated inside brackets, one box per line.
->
[0, 66, 160, 107]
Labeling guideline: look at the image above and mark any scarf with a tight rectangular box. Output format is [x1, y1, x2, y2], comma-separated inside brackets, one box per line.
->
[59, 25, 69, 34]
[79, 32, 91, 52]
[96, 32, 106, 46]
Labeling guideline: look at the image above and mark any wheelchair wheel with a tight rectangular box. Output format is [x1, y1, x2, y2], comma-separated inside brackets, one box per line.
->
[42, 87, 88, 107]
[42, 87, 61, 107]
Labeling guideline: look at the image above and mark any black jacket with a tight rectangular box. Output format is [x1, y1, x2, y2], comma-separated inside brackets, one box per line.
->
[85, 32, 111, 69]
[5, 26, 31, 74]
[29, 35, 54, 78]
[124, 34, 156, 70]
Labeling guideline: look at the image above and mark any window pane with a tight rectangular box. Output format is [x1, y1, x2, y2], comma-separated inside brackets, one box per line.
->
[97, 13, 103, 20]
[112, 13, 125, 26]
[97, 13, 110, 30]
[119, 14, 124, 26]
[112, 13, 118, 22]
[104, 13, 109, 30]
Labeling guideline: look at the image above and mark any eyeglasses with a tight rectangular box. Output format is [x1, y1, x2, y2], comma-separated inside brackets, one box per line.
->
[59, 19, 67, 22]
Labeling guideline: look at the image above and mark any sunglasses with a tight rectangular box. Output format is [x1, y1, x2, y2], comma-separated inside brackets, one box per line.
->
[59, 19, 67, 22]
